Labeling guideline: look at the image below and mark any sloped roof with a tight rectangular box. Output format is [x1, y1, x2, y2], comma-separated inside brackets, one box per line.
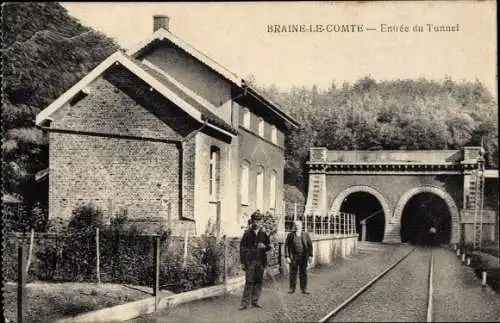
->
[127, 28, 242, 86]
[36, 51, 237, 137]
[127, 28, 299, 129]
[131, 56, 237, 134]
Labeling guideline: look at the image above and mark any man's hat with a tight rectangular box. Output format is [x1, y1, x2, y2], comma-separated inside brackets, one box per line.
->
[250, 211, 263, 222]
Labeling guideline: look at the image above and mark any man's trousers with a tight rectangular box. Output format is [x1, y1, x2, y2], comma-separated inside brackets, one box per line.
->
[289, 254, 308, 292]
[241, 260, 264, 306]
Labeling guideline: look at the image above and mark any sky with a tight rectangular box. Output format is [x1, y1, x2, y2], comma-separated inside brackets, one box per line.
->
[61, 1, 497, 96]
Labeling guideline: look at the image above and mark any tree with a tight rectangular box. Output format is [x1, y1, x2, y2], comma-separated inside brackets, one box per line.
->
[2, 3, 119, 230]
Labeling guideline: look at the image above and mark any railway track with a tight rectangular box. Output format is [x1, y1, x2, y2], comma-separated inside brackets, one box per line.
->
[319, 247, 434, 322]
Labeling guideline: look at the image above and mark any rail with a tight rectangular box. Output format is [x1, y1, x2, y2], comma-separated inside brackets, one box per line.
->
[318, 248, 434, 323]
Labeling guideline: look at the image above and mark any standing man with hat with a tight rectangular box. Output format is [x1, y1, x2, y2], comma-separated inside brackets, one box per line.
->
[239, 210, 271, 310]
[285, 220, 313, 294]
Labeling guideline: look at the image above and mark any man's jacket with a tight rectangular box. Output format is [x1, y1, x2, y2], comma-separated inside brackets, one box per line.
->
[240, 229, 271, 267]
[284, 231, 313, 259]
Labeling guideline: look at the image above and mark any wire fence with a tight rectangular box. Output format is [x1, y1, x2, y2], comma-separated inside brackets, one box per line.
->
[4, 229, 281, 293]
[279, 202, 356, 235]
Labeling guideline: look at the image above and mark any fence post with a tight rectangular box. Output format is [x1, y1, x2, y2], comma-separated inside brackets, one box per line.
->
[26, 229, 34, 274]
[293, 202, 297, 222]
[154, 235, 160, 311]
[281, 200, 286, 233]
[18, 243, 26, 323]
[167, 201, 172, 232]
[304, 214, 308, 233]
[223, 235, 228, 286]
[183, 230, 189, 268]
[96, 227, 101, 285]
[278, 242, 283, 274]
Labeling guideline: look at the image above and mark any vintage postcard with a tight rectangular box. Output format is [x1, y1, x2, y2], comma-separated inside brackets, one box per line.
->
[2, 1, 498, 322]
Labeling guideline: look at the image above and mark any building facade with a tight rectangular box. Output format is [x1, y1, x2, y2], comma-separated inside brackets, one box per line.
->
[36, 16, 298, 237]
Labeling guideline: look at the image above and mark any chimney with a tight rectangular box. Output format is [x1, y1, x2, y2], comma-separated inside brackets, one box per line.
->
[153, 15, 169, 32]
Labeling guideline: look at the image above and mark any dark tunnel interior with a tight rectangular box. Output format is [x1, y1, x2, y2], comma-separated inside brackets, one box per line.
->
[400, 193, 452, 246]
[340, 192, 385, 242]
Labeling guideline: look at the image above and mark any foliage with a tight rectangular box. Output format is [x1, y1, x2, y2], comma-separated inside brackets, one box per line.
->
[3, 206, 229, 294]
[2, 2, 120, 227]
[68, 202, 105, 231]
[261, 211, 278, 237]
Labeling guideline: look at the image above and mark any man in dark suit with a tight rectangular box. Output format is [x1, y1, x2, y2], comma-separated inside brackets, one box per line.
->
[239, 211, 271, 310]
[285, 220, 313, 294]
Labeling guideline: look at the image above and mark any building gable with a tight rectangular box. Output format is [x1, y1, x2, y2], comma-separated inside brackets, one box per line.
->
[139, 40, 234, 121]
[36, 51, 237, 139]
[51, 68, 199, 140]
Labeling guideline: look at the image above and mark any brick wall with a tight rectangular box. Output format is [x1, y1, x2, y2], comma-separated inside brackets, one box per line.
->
[325, 174, 463, 214]
[49, 133, 181, 228]
[48, 68, 200, 235]
[322, 173, 463, 243]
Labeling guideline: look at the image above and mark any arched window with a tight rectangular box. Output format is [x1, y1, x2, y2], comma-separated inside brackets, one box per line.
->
[241, 161, 250, 205]
[209, 146, 220, 200]
[242, 108, 250, 129]
[269, 170, 277, 209]
[256, 166, 264, 211]
[258, 118, 264, 137]
[271, 125, 277, 144]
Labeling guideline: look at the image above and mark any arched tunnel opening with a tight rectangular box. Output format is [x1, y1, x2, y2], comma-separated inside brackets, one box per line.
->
[340, 192, 385, 242]
[400, 193, 452, 246]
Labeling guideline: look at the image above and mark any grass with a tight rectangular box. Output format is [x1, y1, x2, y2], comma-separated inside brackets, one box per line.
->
[454, 242, 500, 293]
[3, 281, 155, 323]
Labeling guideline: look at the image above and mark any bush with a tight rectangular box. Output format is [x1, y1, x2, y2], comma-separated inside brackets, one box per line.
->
[68, 202, 104, 231]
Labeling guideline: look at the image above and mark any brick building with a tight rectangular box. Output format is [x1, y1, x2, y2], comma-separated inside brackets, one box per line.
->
[36, 16, 299, 236]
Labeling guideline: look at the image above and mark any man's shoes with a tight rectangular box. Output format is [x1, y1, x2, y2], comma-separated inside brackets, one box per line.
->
[252, 303, 263, 308]
[238, 305, 248, 311]
[287, 289, 295, 294]
[301, 290, 311, 295]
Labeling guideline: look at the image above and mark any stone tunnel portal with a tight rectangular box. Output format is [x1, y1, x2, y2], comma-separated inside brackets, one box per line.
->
[340, 192, 385, 242]
[400, 192, 452, 246]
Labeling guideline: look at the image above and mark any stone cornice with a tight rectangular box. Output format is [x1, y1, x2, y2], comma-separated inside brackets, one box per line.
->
[308, 161, 477, 173]
[310, 171, 463, 175]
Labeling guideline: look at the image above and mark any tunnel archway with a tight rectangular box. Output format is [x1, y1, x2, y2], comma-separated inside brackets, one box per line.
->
[400, 193, 452, 245]
[393, 186, 460, 244]
[340, 192, 386, 242]
[330, 186, 391, 242]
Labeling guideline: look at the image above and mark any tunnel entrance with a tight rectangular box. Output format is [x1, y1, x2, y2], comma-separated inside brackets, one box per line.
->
[400, 193, 452, 245]
[340, 192, 385, 242]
